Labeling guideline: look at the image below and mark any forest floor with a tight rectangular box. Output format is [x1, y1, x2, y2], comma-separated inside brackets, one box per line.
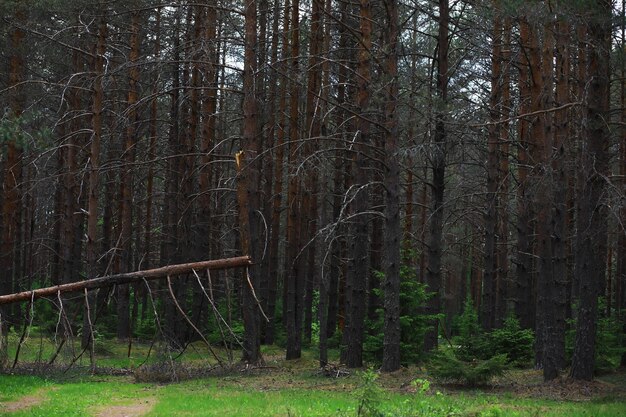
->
[0, 339, 625, 416]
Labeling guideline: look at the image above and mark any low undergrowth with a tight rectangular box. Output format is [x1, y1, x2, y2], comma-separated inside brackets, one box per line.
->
[0, 340, 625, 417]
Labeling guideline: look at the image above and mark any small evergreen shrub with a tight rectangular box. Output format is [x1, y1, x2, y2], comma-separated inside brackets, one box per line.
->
[566, 302, 625, 374]
[452, 298, 484, 362]
[134, 315, 157, 341]
[206, 315, 244, 349]
[355, 369, 384, 417]
[352, 371, 457, 417]
[363, 249, 431, 365]
[428, 299, 521, 385]
[202, 297, 245, 349]
[452, 299, 533, 367]
[594, 315, 625, 373]
[483, 315, 534, 367]
[427, 349, 508, 386]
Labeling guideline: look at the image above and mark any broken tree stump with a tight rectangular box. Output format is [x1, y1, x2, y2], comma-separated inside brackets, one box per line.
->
[0, 256, 253, 306]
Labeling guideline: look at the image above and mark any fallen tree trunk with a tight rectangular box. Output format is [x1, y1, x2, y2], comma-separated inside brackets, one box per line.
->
[0, 256, 253, 306]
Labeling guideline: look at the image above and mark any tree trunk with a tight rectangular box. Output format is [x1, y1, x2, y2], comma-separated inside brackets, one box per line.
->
[285, 0, 303, 361]
[550, 14, 569, 372]
[381, 0, 400, 373]
[534, 17, 558, 380]
[424, 0, 449, 352]
[82, 13, 107, 351]
[515, 17, 534, 331]
[341, 0, 372, 369]
[302, 0, 323, 345]
[162, 7, 182, 342]
[618, 0, 626, 368]
[571, 0, 611, 381]
[258, 0, 276, 344]
[266, 0, 291, 346]
[145, 7, 161, 274]
[239, 0, 263, 365]
[117, 8, 141, 341]
[483, 10, 501, 331]
[495, 17, 511, 328]
[0, 257, 253, 306]
[0, 6, 26, 368]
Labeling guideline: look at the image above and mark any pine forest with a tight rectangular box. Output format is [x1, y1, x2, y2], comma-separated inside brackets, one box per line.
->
[0, 1, 626, 413]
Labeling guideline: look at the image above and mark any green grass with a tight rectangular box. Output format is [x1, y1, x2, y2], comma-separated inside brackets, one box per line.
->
[1, 337, 625, 416]
[3, 329, 227, 369]
[0, 375, 51, 403]
[1, 372, 624, 417]
[0, 375, 626, 417]
[152, 382, 357, 416]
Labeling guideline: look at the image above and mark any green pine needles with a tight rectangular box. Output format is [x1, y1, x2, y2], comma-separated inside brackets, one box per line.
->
[363, 249, 431, 366]
[427, 298, 533, 386]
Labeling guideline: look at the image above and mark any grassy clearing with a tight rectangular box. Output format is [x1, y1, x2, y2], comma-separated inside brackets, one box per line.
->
[1, 373, 624, 417]
[1, 338, 625, 416]
[0, 371, 625, 417]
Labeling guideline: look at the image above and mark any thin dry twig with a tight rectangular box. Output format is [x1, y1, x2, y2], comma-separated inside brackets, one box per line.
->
[12, 292, 35, 369]
[192, 269, 243, 356]
[166, 275, 224, 367]
[83, 288, 96, 372]
[245, 267, 270, 323]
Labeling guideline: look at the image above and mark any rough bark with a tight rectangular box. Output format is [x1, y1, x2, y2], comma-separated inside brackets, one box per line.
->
[0, 6, 26, 368]
[144, 8, 160, 273]
[483, 10, 502, 331]
[342, 0, 372, 369]
[571, 0, 611, 381]
[424, 0, 449, 352]
[550, 13, 569, 372]
[381, 0, 401, 373]
[495, 18, 511, 328]
[534, 18, 557, 380]
[162, 8, 182, 342]
[82, 13, 107, 350]
[618, 0, 626, 368]
[116, 8, 141, 340]
[285, 0, 302, 360]
[239, 0, 263, 365]
[302, 0, 323, 344]
[266, 0, 290, 346]
[318, 0, 332, 366]
[515, 17, 535, 331]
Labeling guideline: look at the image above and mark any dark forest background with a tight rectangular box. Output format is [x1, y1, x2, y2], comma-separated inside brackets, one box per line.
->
[0, 0, 624, 382]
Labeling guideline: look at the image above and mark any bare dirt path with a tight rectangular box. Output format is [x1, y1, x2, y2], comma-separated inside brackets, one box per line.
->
[93, 397, 157, 417]
[0, 387, 55, 413]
